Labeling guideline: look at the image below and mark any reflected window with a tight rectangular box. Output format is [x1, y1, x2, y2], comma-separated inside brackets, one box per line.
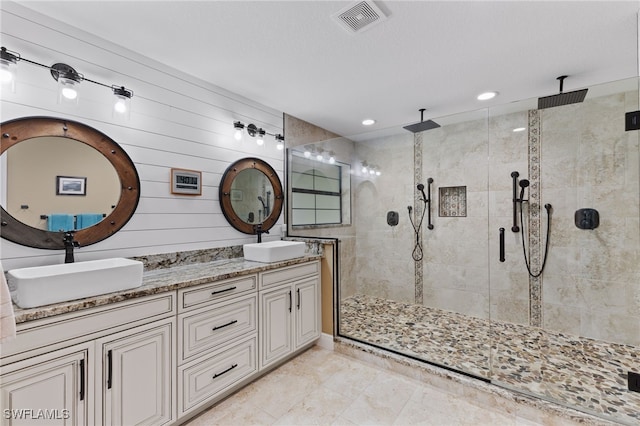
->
[291, 155, 343, 225]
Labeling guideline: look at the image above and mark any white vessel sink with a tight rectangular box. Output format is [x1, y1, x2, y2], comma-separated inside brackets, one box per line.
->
[8, 258, 144, 309]
[243, 240, 306, 263]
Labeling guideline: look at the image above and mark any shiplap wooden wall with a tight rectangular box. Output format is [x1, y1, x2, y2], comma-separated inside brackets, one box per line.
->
[0, 2, 284, 270]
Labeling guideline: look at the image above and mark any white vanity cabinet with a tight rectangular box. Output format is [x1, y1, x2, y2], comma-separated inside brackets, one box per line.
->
[95, 319, 174, 426]
[259, 260, 321, 370]
[0, 343, 92, 426]
[177, 275, 259, 417]
[1, 258, 322, 425]
[0, 292, 176, 426]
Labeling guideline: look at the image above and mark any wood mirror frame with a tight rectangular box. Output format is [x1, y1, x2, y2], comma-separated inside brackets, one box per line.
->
[0, 116, 140, 249]
[219, 157, 283, 235]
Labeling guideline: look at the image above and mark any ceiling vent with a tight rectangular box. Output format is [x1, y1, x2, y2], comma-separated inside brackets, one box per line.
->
[332, 1, 387, 34]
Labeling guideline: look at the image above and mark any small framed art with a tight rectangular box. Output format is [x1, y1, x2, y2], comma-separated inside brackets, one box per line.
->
[56, 176, 87, 196]
[171, 168, 202, 195]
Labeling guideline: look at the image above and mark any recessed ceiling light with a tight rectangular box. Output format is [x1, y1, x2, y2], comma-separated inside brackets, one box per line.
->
[477, 91, 498, 101]
[513, 127, 526, 132]
[362, 119, 376, 126]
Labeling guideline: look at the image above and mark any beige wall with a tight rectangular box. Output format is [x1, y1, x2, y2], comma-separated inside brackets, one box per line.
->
[6, 137, 120, 230]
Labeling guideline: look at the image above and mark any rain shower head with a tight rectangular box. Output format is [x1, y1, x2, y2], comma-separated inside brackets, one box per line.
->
[537, 75, 588, 109]
[403, 108, 440, 133]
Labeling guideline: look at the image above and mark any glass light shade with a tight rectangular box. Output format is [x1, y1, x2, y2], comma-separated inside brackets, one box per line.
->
[256, 137, 264, 146]
[304, 150, 311, 158]
[276, 141, 284, 150]
[113, 94, 131, 120]
[57, 77, 79, 105]
[234, 129, 243, 141]
[0, 48, 17, 94]
[0, 59, 16, 93]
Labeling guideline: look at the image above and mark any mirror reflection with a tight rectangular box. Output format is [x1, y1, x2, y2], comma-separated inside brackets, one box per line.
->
[0, 116, 140, 249]
[288, 148, 351, 227]
[3, 136, 120, 231]
[219, 157, 283, 235]
[229, 168, 274, 224]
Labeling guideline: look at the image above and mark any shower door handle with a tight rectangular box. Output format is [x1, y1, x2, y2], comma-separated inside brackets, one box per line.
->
[499, 228, 505, 262]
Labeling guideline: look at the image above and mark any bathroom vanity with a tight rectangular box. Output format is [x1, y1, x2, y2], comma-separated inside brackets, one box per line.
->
[0, 256, 321, 425]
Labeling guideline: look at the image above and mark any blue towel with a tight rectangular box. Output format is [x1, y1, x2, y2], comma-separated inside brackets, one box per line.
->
[76, 213, 104, 229]
[48, 214, 74, 232]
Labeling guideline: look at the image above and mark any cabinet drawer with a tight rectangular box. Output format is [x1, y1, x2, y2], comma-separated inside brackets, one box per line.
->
[179, 275, 257, 312]
[179, 294, 257, 362]
[1, 293, 175, 365]
[259, 261, 319, 289]
[178, 336, 257, 415]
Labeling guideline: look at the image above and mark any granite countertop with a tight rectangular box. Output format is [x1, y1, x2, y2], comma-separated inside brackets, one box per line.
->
[12, 255, 320, 324]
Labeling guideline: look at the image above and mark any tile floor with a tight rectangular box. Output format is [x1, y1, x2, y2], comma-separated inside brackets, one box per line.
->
[339, 294, 639, 425]
[184, 346, 588, 426]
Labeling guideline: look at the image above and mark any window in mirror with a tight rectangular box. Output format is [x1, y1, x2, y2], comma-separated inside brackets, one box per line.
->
[291, 153, 346, 226]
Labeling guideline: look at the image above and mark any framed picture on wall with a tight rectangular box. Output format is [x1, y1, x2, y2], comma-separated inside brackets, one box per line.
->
[56, 176, 87, 196]
[171, 168, 202, 195]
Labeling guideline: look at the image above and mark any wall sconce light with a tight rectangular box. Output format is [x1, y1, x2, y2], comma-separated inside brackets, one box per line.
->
[361, 161, 381, 176]
[233, 121, 245, 140]
[232, 121, 284, 150]
[1, 46, 133, 117]
[328, 151, 336, 164]
[1, 47, 19, 93]
[275, 134, 284, 150]
[256, 128, 266, 146]
[51, 63, 82, 104]
[112, 85, 133, 119]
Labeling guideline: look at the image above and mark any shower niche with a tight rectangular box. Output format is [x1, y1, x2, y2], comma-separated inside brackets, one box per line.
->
[438, 186, 467, 217]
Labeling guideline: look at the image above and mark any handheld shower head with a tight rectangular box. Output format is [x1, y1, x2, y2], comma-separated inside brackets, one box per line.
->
[518, 179, 530, 202]
[257, 196, 266, 209]
[417, 184, 427, 202]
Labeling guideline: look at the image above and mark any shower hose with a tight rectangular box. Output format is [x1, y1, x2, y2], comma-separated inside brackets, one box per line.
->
[408, 203, 427, 262]
[519, 201, 552, 277]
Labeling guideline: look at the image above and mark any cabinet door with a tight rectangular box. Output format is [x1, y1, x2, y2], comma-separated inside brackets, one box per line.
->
[100, 321, 174, 426]
[259, 286, 292, 369]
[0, 346, 90, 426]
[295, 277, 321, 349]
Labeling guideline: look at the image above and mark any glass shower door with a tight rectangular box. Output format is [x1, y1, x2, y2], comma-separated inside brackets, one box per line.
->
[488, 77, 640, 426]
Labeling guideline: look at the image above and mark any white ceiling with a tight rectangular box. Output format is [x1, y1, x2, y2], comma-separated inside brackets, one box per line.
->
[17, 1, 640, 137]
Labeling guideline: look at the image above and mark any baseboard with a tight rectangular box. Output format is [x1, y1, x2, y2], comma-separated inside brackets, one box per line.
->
[316, 332, 334, 350]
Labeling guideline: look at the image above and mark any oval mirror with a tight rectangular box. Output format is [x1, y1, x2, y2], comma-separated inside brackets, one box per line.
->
[219, 157, 283, 234]
[1, 116, 140, 249]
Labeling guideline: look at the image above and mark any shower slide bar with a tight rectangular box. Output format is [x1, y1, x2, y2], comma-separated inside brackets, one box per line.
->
[510, 171, 520, 232]
[426, 178, 434, 230]
[499, 227, 505, 262]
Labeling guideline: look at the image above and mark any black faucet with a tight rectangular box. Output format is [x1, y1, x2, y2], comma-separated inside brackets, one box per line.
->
[63, 231, 80, 263]
[254, 224, 269, 243]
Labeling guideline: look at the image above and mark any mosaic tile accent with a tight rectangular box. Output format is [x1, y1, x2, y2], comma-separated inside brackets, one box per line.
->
[438, 186, 467, 217]
[527, 109, 543, 327]
[340, 294, 640, 425]
[414, 132, 424, 305]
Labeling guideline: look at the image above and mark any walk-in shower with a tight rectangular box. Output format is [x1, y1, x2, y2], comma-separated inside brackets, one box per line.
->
[288, 76, 640, 426]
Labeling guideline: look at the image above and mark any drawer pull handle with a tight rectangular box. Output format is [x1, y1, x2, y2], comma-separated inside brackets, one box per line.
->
[213, 363, 238, 380]
[211, 286, 237, 296]
[212, 319, 238, 331]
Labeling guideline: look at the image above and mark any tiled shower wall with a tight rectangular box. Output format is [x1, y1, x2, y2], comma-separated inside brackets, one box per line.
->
[347, 88, 639, 347]
[418, 90, 640, 346]
[540, 90, 640, 346]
